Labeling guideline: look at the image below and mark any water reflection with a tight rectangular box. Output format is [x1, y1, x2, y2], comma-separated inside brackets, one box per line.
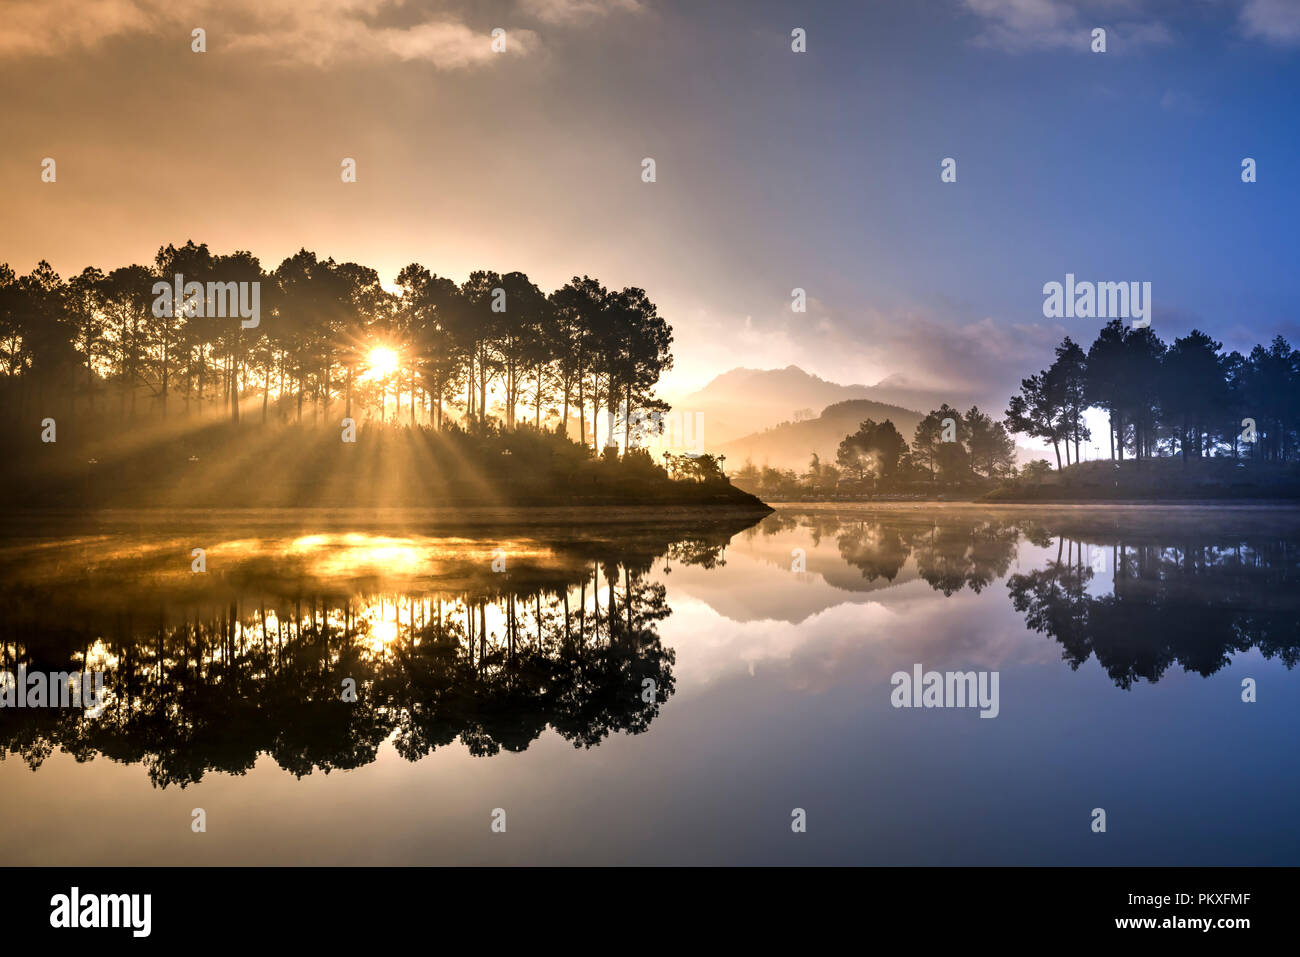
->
[2, 507, 1298, 790]
[0, 513, 750, 787]
[1007, 537, 1300, 687]
[743, 507, 1300, 682]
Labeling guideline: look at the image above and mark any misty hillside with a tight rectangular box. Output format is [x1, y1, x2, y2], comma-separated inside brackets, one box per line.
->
[671, 365, 979, 447]
[717, 398, 926, 473]
[673, 366, 886, 445]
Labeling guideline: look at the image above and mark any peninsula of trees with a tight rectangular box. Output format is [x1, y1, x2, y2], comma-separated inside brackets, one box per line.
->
[0, 240, 763, 509]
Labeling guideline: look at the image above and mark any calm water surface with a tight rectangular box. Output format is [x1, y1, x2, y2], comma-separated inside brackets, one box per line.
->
[1, 504, 1297, 865]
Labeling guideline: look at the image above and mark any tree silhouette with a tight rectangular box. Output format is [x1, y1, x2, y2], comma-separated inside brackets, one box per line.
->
[0, 242, 677, 451]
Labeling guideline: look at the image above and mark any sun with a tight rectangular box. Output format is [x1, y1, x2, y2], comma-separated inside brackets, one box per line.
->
[364, 346, 399, 380]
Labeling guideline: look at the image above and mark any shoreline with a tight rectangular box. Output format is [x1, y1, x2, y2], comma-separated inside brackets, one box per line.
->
[0, 502, 775, 531]
[764, 499, 1300, 510]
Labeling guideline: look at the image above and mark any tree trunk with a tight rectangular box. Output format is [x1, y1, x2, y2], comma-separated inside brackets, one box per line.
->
[562, 376, 570, 438]
[624, 381, 632, 453]
[161, 333, 169, 419]
[479, 349, 487, 428]
[466, 351, 475, 425]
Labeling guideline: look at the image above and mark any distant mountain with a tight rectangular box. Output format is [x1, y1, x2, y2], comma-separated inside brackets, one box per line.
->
[717, 398, 926, 473]
[673, 366, 886, 446]
[862, 373, 981, 416]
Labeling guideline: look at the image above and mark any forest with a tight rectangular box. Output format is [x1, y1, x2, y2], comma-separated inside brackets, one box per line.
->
[1006, 321, 1300, 467]
[0, 241, 764, 508]
[0, 240, 673, 439]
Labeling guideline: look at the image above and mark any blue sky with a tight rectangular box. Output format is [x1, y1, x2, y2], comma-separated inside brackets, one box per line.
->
[646, 0, 1300, 401]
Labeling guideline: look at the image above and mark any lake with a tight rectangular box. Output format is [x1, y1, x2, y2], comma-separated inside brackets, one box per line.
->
[1, 504, 1297, 865]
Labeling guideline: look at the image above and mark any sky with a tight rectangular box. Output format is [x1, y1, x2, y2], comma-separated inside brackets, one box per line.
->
[2, 0, 1298, 409]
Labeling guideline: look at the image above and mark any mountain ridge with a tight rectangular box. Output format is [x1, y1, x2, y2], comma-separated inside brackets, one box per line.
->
[715, 398, 926, 473]
[670, 364, 942, 447]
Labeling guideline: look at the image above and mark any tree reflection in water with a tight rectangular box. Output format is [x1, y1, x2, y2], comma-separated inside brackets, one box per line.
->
[754, 508, 1300, 688]
[1007, 535, 1300, 688]
[4, 508, 1298, 786]
[0, 515, 754, 787]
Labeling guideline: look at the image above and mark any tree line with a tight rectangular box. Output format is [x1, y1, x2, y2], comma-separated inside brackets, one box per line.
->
[733, 404, 1018, 498]
[1005, 320, 1300, 467]
[0, 240, 674, 449]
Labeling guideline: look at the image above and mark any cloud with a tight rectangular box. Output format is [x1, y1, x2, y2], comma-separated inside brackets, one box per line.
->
[959, 0, 1172, 52]
[0, 0, 538, 67]
[1239, 0, 1300, 45]
[221, 10, 539, 68]
[713, 297, 1065, 411]
[517, 0, 645, 25]
[0, 0, 153, 57]
[962, 0, 1080, 51]
[863, 313, 1064, 398]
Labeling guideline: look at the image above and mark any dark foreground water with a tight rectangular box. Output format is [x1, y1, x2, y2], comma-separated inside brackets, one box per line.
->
[1, 504, 1297, 865]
